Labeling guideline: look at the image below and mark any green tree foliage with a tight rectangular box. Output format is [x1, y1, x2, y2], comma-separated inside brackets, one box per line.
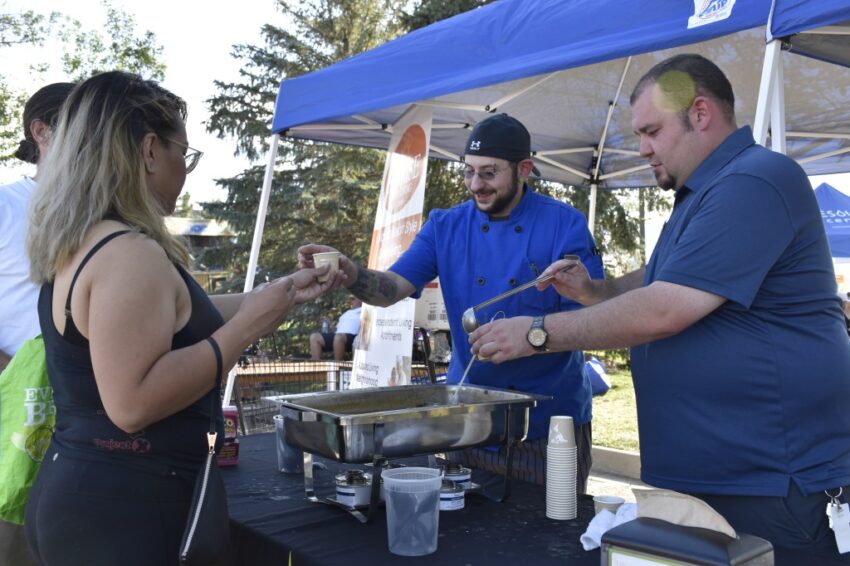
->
[174, 193, 196, 217]
[0, 9, 54, 160]
[0, 2, 164, 162]
[0, 10, 53, 47]
[58, 3, 165, 82]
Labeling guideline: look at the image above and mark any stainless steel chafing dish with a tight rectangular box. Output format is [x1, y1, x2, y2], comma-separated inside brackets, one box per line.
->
[274, 384, 547, 463]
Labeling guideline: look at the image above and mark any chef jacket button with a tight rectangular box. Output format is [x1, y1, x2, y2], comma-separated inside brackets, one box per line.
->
[481, 224, 489, 233]
[476, 277, 486, 286]
[514, 225, 522, 233]
[509, 278, 518, 286]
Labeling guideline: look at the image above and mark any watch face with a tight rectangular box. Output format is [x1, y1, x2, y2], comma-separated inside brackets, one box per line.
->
[528, 327, 547, 347]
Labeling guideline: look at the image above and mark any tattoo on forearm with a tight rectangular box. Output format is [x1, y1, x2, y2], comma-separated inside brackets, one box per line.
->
[350, 265, 398, 303]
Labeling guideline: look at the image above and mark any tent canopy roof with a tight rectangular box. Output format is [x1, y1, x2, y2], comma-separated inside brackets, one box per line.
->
[271, 0, 850, 189]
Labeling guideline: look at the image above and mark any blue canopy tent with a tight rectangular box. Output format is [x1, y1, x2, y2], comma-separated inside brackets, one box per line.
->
[272, 0, 771, 193]
[815, 182, 850, 259]
[224, 0, 850, 403]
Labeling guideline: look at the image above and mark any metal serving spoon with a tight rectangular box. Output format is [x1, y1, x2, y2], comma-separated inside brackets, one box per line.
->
[448, 355, 477, 405]
[461, 255, 580, 333]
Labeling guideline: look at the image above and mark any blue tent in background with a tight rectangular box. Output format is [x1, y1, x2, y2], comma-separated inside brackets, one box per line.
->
[815, 183, 850, 258]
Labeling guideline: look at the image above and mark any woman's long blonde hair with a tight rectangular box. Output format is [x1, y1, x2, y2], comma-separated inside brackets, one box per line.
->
[28, 71, 190, 283]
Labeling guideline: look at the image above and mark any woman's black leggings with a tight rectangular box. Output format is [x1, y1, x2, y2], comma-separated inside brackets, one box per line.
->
[25, 443, 193, 566]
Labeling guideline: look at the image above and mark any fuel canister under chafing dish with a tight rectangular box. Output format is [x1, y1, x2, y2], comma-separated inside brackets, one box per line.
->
[439, 479, 465, 511]
[441, 463, 472, 489]
[335, 470, 372, 508]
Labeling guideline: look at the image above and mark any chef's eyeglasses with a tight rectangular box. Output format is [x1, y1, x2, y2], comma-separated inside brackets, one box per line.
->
[166, 137, 203, 173]
[462, 166, 507, 182]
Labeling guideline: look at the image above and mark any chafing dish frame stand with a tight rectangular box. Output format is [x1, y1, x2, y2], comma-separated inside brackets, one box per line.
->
[299, 407, 521, 523]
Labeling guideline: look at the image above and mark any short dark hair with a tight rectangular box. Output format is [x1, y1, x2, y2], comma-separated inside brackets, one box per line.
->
[630, 54, 735, 124]
[14, 82, 76, 164]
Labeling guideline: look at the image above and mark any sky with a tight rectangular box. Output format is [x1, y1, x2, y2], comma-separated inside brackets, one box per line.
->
[2, 0, 283, 206]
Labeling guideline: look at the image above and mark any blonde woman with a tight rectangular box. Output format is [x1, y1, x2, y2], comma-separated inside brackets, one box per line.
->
[24, 71, 341, 565]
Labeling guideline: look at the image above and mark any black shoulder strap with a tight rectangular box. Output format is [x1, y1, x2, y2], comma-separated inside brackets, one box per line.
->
[64, 230, 132, 319]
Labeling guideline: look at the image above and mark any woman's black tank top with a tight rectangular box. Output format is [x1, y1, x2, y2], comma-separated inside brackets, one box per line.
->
[38, 231, 225, 476]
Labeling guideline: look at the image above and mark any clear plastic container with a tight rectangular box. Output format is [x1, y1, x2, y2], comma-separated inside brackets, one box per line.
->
[273, 415, 303, 474]
[382, 467, 441, 556]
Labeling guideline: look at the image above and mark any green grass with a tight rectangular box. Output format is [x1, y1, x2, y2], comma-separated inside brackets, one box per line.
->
[591, 369, 640, 453]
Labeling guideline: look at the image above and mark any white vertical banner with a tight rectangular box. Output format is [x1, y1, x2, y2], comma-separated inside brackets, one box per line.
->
[351, 106, 432, 389]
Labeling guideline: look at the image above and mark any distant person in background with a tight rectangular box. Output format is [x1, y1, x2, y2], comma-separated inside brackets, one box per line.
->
[310, 297, 362, 361]
[0, 81, 75, 566]
[0, 83, 75, 372]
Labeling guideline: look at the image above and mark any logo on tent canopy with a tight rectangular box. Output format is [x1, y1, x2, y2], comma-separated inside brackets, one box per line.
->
[688, 0, 736, 29]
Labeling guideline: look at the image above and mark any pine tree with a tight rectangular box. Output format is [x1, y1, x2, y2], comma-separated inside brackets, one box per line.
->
[205, 0, 412, 353]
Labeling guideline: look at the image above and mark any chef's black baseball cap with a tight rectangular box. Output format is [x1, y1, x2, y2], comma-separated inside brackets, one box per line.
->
[464, 113, 539, 177]
[464, 113, 531, 162]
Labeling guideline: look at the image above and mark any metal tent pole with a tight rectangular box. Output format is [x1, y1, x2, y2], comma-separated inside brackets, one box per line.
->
[588, 182, 598, 235]
[769, 47, 786, 155]
[753, 40, 782, 147]
[222, 133, 280, 407]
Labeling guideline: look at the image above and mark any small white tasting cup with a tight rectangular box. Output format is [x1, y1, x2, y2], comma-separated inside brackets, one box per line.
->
[593, 495, 625, 515]
[313, 251, 341, 283]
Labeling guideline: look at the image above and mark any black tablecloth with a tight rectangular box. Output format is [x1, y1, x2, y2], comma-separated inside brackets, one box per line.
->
[222, 433, 600, 565]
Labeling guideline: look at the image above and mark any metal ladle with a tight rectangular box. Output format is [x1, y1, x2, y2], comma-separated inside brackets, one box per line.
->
[461, 255, 580, 333]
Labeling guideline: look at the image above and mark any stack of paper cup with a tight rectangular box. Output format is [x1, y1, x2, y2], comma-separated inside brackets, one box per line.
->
[546, 415, 577, 520]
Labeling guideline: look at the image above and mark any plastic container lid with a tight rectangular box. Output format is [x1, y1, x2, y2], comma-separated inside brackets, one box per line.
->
[382, 467, 441, 493]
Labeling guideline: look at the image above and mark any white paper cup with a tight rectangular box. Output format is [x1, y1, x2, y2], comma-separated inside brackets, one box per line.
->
[548, 415, 576, 447]
[313, 251, 341, 282]
[593, 495, 625, 515]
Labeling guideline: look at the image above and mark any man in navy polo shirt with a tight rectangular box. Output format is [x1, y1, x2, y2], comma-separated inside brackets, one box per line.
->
[299, 114, 603, 490]
[469, 54, 850, 559]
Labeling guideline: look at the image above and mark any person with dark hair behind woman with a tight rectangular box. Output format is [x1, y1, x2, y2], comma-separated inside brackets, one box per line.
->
[0, 82, 75, 566]
[1, 83, 75, 373]
[23, 71, 343, 565]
